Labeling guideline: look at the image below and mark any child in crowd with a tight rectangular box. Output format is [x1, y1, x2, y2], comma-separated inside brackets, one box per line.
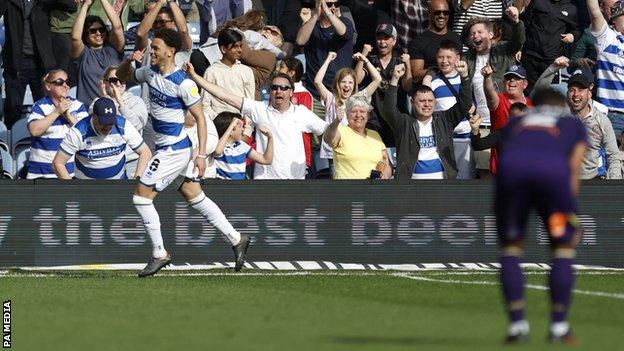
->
[213, 112, 274, 180]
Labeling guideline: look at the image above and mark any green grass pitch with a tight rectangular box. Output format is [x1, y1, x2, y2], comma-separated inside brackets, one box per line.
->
[2, 269, 623, 350]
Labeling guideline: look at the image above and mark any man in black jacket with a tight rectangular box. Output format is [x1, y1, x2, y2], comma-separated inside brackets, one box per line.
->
[1, 0, 56, 129]
[520, 0, 581, 91]
[382, 60, 472, 179]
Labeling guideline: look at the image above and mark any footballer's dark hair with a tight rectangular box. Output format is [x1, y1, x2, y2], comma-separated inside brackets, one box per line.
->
[436, 39, 461, 56]
[532, 88, 567, 107]
[214, 112, 244, 138]
[154, 28, 182, 53]
[280, 57, 304, 82]
[509, 102, 528, 113]
[218, 28, 244, 49]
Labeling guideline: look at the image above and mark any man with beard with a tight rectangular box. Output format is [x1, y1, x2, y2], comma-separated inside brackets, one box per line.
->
[409, 0, 462, 84]
[482, 64, 533, 174]
[464, 8, 524, 177]
[567, 68, 622, 179]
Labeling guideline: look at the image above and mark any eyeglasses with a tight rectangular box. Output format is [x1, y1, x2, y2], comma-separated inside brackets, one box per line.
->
[107, 77, 125, 85]
[433, 10, 450, 16]
[154, 19, 174, 27]
[270, 84, 292, 91]
[88, 27, 106, 35]
[326, 2, 340, 8]
[48, 78, 71, 87]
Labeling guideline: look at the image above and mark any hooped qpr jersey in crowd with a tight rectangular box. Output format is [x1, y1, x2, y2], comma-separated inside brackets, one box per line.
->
[60, 115, 144, 180]
[431, 72, 471, 136]
[134, 65, 201, 150]
[215, 141, 252, 180]
[593, 24, 624, 112]
[27, 96, 89, 179]
[412, 120, 444, 179]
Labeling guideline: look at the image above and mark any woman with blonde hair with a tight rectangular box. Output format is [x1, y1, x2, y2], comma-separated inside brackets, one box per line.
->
[27, 69, 89, 178]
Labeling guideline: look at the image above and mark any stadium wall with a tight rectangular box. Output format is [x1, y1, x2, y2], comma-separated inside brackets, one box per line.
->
[0, 180, 623, 267]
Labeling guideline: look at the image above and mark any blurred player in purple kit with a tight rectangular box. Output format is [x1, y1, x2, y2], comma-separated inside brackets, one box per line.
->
[495, 89, 587, 344]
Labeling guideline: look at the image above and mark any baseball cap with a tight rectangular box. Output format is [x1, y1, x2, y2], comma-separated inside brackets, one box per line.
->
[611, 0, 624, 21]
[503, 65, 527, 80]
[92, 98, 117, 125]
[375, 23, 397, 39]
[568, 67, 595, 89]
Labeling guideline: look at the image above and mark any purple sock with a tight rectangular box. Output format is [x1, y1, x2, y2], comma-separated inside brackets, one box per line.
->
[549, 258, 574, 323]
[500, 255, 525, 322]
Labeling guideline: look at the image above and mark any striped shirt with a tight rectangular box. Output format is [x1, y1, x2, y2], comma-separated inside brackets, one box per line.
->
[452, 0, 504, 37]
[431, 73, 471, 135]
[27, 96, 89, 179]
[134, 66, 201, 150]
[60, 115, 144, 180]
[215, 141, 252, 180]
[412, 120, 444, 179]
[592, 24, 624, 113]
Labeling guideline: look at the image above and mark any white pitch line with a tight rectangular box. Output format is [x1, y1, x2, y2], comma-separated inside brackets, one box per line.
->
[394, 273, 624, 300]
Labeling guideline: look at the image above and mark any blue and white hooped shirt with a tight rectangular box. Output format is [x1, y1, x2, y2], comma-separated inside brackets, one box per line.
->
[412, 120, 444, 179]
[27, 96, 89, 179]
[60, 115, 144, 180]
[134, 66, 201, 151]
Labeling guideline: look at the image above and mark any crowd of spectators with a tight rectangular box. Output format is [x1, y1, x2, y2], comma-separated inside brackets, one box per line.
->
[1, 0, 623, 180]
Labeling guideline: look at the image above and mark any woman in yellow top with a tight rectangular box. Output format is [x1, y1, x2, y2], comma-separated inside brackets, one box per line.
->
[323, 95, 393, 179]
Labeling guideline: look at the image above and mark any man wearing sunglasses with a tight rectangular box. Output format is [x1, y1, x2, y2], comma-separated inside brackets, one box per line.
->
[296, 0, 355, 100]
[409, 0, 462, 84]
[185, 63, 327, 179]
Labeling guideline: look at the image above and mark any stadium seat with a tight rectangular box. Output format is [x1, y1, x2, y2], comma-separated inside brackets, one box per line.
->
[187, 21, 200, 46]
[0, 120, 8, 152]
[69, 86, 77, 99]
[13, 147, 30, 179]
[10, 117, 30, 155]
[0, 148, 14, 179]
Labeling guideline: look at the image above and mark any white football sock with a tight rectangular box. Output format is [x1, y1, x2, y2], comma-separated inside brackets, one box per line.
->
[550, 321, 570, 337]
[188, 193, 241, 245]
[133, 195, 167, 258]
[508, 320, 530, 336]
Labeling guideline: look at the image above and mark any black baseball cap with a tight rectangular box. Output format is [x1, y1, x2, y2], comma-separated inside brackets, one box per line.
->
[568, 67, 595, 89]
[92, 98, 117, 125]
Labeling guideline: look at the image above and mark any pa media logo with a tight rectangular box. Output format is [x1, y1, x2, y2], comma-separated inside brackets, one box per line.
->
[2, 300, 10, 348]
